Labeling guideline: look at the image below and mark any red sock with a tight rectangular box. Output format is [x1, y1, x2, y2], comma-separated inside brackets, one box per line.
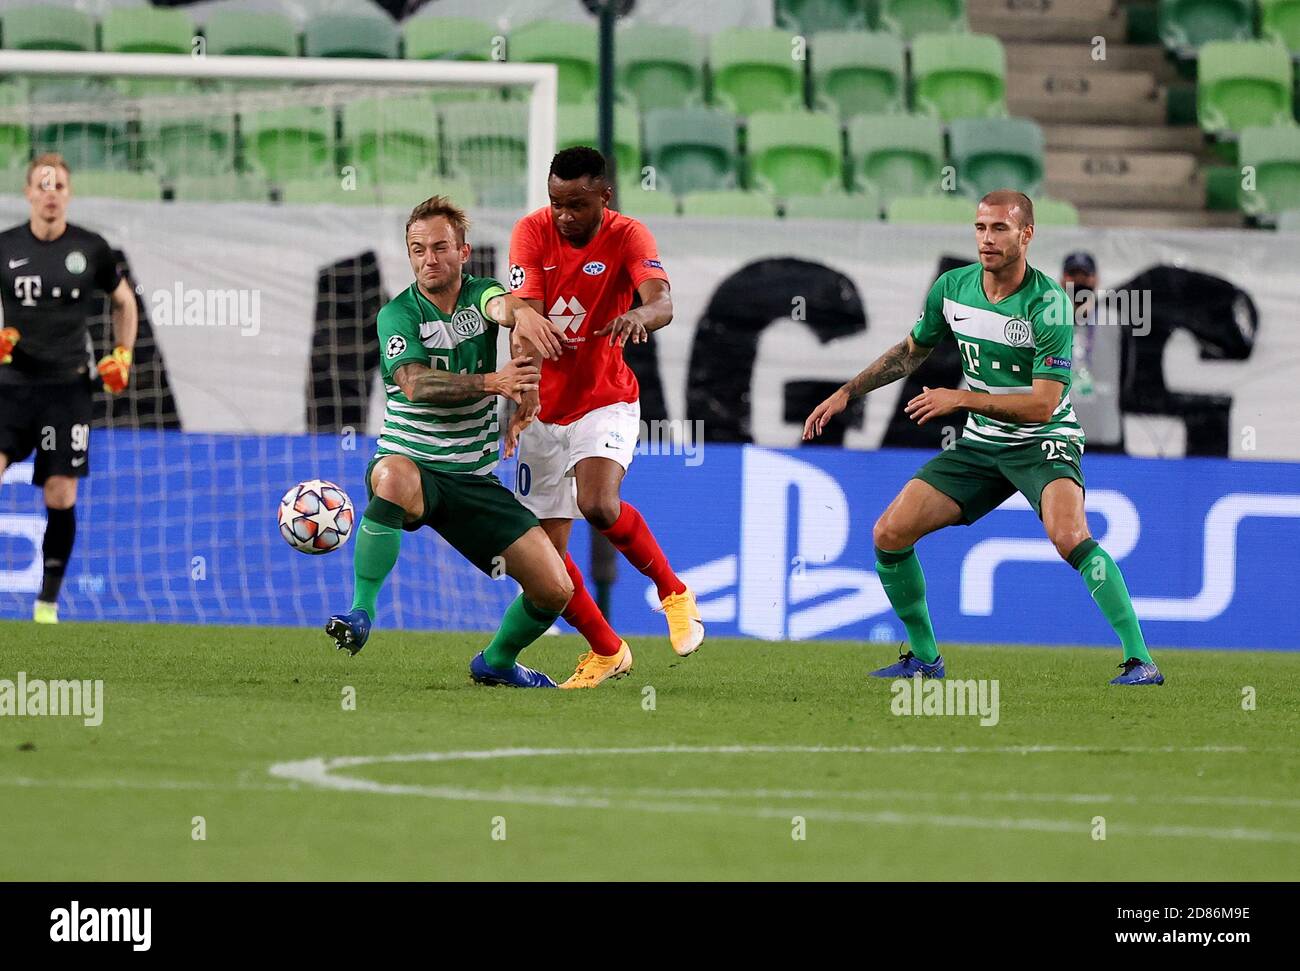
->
[600, 502, 686, 601]
[562, 553, 623, 656]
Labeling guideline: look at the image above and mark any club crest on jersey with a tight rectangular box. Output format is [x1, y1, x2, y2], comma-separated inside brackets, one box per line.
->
[582, 261, 606, 276]
[508, 264, 525, 290]
[386, 335, 407, 359]
[65, 251, 86, 275]
[451, 308, 484, 338]
[1003, 317, 1031, 346]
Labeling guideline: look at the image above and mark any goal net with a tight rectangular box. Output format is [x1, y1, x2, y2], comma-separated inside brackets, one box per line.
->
[0, 51, 557, 632]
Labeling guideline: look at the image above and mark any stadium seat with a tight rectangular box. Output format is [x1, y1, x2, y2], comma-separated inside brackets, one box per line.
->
[709, 29, 806, 116]
[556, 103, 642, 181]
[440, 101, 528, 195]
[279, 179, 378, 205]
[616, 179, 681, 216]
[0, 83, 29, 171]
[680, 189, 779, 218]
[144, 118, 236, 178]
[403, 16, 497, 60]
[342, 96, 439, 183]
[847, 113, 945, 200]
[1238, 124, 1300, 216]
[1158, 0, 1253, 53]
[1277, 207, 1300, 229]
[1, 5, 95, 52]
[170, 173, 270, 203]
[812, 31, 906, 119]
[911, 32, 1006, 121]
[1033, 197, 1082, 226]
[616, 24, 706, 111]
[72, 170, 163, 202]
[204, 10, 298, 57]
[643, 107, 740, 194]
[783, 188, 883, 219]
[886, 192, 975, 223]
[508, 20, 599, 105]
[101, 7, 194, 55]
[776, 0, 873, 32]
[948, 117, 1044, 198]
[1261, 0, 1300, 54]
[746, 110, 845, 196]
[878, 0, 967, 40]
[29, 81, 127, 172]
[1197, 41, 1295, 134]
[242, 108, 334, 182]
[303, 14, 399, 59]
[375, 176, 479, 208]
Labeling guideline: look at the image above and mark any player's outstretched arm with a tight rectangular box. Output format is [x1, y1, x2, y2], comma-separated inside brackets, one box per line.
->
[394, 357, 539, 406]
[595, 279, 672, 347]
[484, 293, 566, 360]
[906, 378, 1063, 426]
[803, 336, 933, 440]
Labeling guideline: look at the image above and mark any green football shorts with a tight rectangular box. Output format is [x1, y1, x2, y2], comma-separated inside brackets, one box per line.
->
[365, 456, 539, 574]
[913, 437, 1085, 524]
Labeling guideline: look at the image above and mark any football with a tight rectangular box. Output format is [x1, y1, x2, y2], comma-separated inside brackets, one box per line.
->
[277, 479, 354, 555]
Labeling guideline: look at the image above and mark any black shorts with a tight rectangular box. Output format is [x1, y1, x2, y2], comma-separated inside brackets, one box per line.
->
[0, 380, 93, 485]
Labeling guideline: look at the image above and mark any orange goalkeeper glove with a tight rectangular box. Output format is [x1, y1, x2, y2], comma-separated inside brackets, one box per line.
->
[97, 345, 133, 394]
[0, 327, 18, 365]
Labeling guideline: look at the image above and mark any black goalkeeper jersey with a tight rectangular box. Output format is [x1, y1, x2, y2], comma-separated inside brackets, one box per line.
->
[0, 221, 122, 384]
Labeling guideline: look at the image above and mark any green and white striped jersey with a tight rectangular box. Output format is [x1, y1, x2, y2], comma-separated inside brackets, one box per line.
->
[375, 274, 507, 475]
[910, 262, 1084, 449]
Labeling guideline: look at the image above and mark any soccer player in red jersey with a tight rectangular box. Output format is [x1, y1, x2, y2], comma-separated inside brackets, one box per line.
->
[504, 147, 703, 688]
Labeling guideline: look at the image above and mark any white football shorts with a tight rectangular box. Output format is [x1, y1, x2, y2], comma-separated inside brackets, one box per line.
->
[513, 399, 640, 520]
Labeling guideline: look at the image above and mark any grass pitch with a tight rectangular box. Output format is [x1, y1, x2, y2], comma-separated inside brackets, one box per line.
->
[1, 620, 1296, 881]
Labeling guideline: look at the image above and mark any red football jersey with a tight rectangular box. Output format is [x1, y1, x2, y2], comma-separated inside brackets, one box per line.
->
[508, 206, 669, 425]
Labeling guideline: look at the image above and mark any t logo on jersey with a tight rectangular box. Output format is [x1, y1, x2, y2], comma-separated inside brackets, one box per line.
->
[957, 338, 980, 373]
[14, 275, 40, 307]
[548, 296, 587, 333]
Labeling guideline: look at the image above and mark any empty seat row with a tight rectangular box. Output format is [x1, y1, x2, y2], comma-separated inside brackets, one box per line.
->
[1160, 0, 1300, 55]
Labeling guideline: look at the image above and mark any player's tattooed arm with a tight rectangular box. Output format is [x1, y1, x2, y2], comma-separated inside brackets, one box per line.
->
[802, 336, 932, 440]
[910, 378, 1063, 426]
[394, 359, 540, 406]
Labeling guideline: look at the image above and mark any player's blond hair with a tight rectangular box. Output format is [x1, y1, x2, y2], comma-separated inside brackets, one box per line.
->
[406, 196, 470, 245]
[26, 152, 70, 188]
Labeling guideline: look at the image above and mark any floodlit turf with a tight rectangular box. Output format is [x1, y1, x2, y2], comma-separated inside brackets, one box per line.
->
[0, 620, 1296, 881]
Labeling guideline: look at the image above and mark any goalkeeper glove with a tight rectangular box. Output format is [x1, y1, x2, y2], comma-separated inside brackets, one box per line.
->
[97, 345, 133, 394]
[0, 327, 18, 365]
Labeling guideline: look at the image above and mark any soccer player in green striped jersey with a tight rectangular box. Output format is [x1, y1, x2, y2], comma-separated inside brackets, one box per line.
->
[804, 190, 1163, 686]
[326, 196, 576, 688]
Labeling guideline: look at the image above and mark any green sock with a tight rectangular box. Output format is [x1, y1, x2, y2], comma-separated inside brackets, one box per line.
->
[1068, 539, 1152, 663]
[875, 545, 940, 664]
[348, 497, 405, 618]
[483, 595, 562, 671]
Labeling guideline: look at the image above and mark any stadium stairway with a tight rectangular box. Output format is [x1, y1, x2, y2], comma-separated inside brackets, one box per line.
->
[970, 0, 1241, 228]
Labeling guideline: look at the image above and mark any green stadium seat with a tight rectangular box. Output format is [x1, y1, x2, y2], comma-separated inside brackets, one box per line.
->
[644, 106, 740, 194]
[1276, 207, 1300, 229]
[170, 173, 270, 203]
[29, 82, 126, 172]
[1238, 124, 1300, 215]
[949, 116, 1044, 198]
[746, 110, 844, 196]
[879, 0, 967, 40]
[509, 19, 599, 105]
[1033, 197, 1081, 226]
[680, 189, 778, 218]
[847, 113, 945, 200]
[776, 0, 873, 32]
[403, 16, 497, 60]
[242, 108, 333, 182]
[440, 101, 528, 196]
[887, 192, 975, 223]
[375, 176, 479, 209]
[101, 7, 194, 54]
[783, 188, 883, 219]
[911, 32, 1006, 121]
[616, 24, 705, 111]
[616, 178, 680, 216]
[204, 10, 298, 57]
[0, 83, 29, 171]
[812, 31, 906, 119]
[342, 95, 439, 183]
[477, 180, 527, 209]
[1, 5, 95, 52]
[144, 118, 235, 178]
[556, 103, 642, 181]
[72, 170, 162, 202]
[303, 14, 399, 59]
[1261, 0, 1300, 54]
[1198, 41, 1294, 134]
[709, 28, 805, 116]
[279, 179, 376, 204]
[1158, 0, 1253, 54]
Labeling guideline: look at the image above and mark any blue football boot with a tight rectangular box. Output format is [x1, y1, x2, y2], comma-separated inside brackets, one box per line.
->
[469, 651, 557, 688]
[1109, 658, 1165, 686]
[325, 608, 371, 656]
[869, 649, 945, 679]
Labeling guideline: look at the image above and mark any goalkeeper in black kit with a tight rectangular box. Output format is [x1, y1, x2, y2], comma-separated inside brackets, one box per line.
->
[0, 153, 138, 623]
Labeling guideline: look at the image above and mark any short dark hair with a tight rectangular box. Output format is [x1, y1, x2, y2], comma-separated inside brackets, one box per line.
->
[550, 146, 607, 182]
[978, 189, 1034, 228]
